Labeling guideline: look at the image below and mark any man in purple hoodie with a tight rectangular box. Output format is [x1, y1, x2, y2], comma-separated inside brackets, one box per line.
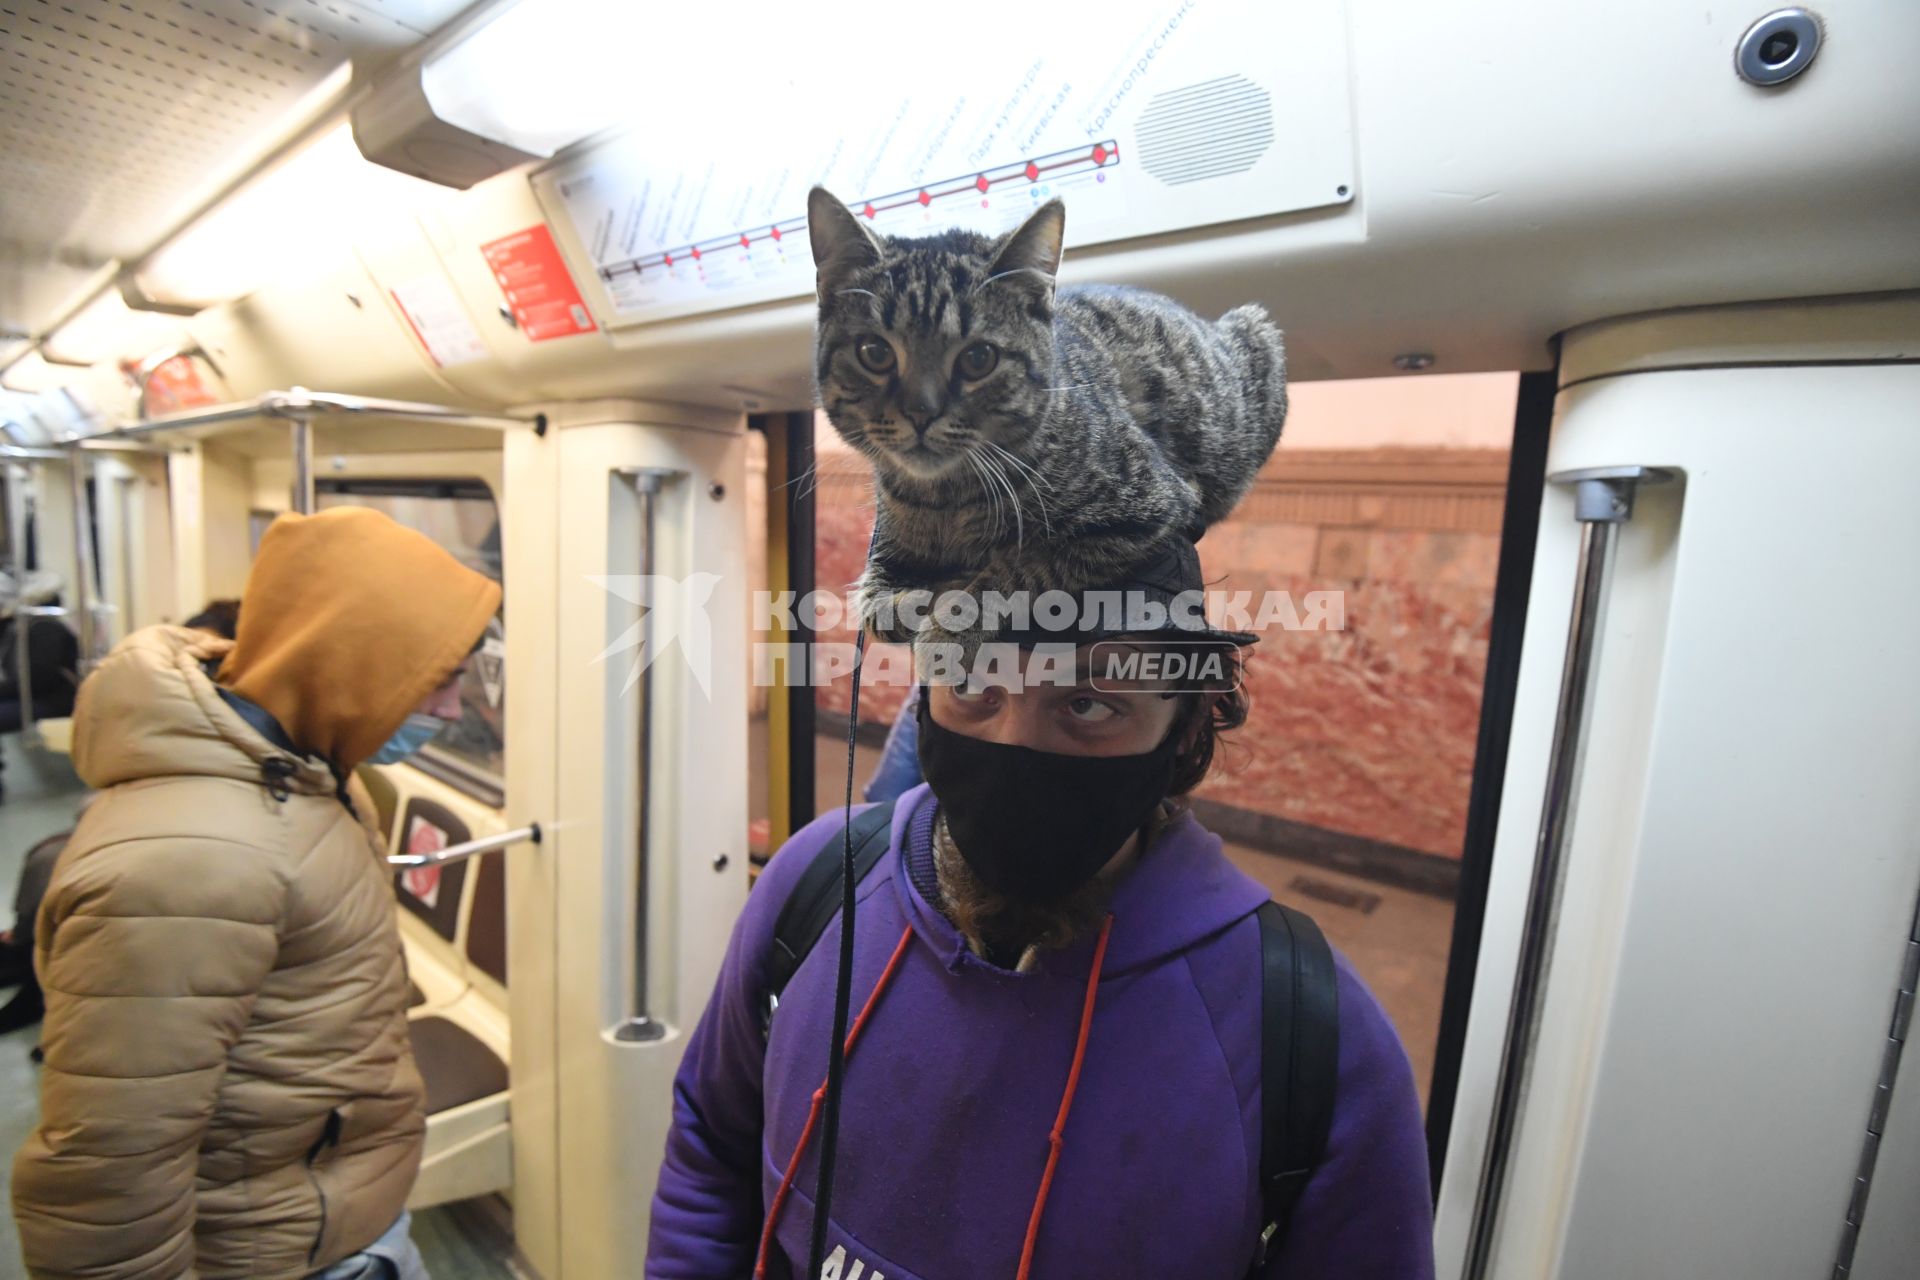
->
[648, 545, 1435, 1279]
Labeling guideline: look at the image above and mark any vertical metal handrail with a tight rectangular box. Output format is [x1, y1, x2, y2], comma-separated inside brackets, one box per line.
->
[1462, 464, 1673, 1279]
[67, 451, 97, 671]
[1832, 881, 1920, 1275]
[613, 466, 679, 1043]
[7, 464, 36, 741]
[289, 401, 315, 514]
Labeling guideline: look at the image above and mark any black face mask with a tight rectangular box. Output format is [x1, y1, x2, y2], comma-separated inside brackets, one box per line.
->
[915, 695, 1180, 903]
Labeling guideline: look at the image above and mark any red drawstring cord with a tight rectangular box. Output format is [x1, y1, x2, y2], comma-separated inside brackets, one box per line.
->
[1015, 912, 1115, 1280]
[755, 925, 916, 1279]
[754, 914, 1115, 1280]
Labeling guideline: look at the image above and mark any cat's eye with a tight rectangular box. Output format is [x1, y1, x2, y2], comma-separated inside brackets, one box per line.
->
[956, 342, 999, 380]
[854, 336, 896, 375]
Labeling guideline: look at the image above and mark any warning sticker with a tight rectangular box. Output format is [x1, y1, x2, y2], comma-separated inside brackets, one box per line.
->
[136, 353, 219, 415]
[481, 224, 598, 343]
[401, 815, 450, 908]
[391, 274, 489, 368]
[477, 634, 505, 709]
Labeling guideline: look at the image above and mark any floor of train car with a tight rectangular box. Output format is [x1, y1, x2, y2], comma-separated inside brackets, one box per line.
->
[809, 733, 1453, 1102]
[0, 736, 522, 1280]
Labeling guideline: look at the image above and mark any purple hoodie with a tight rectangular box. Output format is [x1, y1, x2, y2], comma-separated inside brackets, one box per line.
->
[649, 784, 1434, 1279]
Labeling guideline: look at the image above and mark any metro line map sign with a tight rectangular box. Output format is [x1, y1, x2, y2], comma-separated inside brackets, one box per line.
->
[533, 0, 1353, 328]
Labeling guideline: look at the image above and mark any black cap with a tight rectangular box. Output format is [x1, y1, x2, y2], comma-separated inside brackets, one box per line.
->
[989, 538, 1258, 649]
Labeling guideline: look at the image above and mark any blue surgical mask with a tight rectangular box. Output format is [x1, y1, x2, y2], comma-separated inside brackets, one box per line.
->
[367, 713, 446, 765]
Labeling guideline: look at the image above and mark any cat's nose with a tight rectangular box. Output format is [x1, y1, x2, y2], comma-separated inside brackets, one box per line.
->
[902, 383, 945, 433]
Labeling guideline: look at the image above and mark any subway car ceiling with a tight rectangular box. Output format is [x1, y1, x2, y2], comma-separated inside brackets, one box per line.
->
[2, 0, 1917, 430]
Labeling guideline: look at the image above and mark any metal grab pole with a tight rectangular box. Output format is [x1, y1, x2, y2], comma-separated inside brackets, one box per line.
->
[388, 824, 542, 869]
[289, 411, 315, 514]
[1462, 464, 1673, 1279]
[67, 452, 97, 671]
[614, 467, 677, 1044]
[7, 465, 35, 740]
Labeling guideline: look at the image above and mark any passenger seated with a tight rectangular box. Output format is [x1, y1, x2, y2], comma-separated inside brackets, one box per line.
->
[0, 601, 80, 805]
[648, 541, 1435, 1279]
[11, 509, 498, 1280]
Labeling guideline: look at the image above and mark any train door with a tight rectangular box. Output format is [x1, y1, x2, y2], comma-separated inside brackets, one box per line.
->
[1429, 298, 1920, 1280]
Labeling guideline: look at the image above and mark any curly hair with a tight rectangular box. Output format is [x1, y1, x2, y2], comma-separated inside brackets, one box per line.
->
[1165, 644, 1251, 798]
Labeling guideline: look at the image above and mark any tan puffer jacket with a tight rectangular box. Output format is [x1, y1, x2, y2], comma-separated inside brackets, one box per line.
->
[13, 508, 502, 1280]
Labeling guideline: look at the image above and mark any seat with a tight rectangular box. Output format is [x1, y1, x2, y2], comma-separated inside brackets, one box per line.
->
[388, 792, 514, 1208]
[409, 1015, 509, 1115]
[465, 848, 507, 988]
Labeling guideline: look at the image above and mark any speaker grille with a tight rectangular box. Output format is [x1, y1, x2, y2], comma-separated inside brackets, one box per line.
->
[1135, 74, 1276, 186]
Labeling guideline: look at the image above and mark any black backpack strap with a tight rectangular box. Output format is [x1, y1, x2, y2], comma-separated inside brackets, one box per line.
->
[1251, 900, 1341, 1274]
[762, 800, 898, 1037]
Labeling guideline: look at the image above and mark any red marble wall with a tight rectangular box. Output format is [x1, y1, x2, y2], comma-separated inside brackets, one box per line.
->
[811, 441, 1507, 859]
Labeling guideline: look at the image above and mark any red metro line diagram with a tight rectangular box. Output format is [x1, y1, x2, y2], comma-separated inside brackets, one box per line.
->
[595, 140, 1121, 285]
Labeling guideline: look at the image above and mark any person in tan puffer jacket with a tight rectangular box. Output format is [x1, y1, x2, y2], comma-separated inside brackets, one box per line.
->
[11, 507, 501, 1280]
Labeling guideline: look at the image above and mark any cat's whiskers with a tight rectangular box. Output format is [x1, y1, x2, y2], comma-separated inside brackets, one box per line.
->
[963, 452, 1007, 540]
[986, 442, 1055, 538]
[962, 451, 1000, 538]
[973, 448, 1026, 548]
[984, 441, 1054, 491]
[776, 460, 818, 498]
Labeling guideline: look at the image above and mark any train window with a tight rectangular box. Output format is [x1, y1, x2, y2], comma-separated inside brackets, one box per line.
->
[316, 479, 506, 803]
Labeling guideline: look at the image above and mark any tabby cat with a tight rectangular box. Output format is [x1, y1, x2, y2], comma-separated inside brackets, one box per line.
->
[808, 186, 1287, 643]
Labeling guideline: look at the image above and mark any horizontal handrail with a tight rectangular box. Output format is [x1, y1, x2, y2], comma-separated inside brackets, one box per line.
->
[387, 823, 542, 870]
[87, 388, 538, 441]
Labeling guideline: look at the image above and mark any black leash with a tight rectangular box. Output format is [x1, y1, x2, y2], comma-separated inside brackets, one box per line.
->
[807, 532, 878, 1276]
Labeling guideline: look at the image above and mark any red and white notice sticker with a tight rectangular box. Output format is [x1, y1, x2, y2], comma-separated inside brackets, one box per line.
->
[401, 816, 450, 908]
[481, 224, 598, 343]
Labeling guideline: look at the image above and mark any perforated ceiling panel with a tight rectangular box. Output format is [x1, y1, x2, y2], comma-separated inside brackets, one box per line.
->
[0, 0, 473, 341]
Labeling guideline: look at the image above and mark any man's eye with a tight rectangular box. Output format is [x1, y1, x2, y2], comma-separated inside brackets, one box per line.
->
[1066, 695, 1117, 723]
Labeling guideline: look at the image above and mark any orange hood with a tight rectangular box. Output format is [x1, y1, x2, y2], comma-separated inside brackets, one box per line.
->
[217, 507, 501, 769]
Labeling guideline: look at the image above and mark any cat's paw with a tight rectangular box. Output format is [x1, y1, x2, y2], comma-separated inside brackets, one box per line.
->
[854, 577, 923, 647]
[911, 617, 992, 684]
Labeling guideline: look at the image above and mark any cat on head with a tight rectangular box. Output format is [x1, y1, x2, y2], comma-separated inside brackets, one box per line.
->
[807, 185, 1287, 652]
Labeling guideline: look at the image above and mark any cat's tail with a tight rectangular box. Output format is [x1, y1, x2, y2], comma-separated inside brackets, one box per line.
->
[1202, 303, 1289, 526]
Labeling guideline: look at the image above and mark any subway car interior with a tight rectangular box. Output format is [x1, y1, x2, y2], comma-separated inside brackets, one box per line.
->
[0, 1, 1917, 1277]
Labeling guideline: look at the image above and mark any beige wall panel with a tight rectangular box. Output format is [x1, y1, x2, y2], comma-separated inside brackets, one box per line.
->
[187, 244, 464, 404]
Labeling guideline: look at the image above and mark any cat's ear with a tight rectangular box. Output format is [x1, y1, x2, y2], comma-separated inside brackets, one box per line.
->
[987, 199, 1066, 287]
[808, 187, 885, 295]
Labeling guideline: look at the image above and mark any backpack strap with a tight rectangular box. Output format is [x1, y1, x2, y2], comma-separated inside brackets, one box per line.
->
[762, 800, 898, 1037]
[1251, 900, 1341, 1274]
